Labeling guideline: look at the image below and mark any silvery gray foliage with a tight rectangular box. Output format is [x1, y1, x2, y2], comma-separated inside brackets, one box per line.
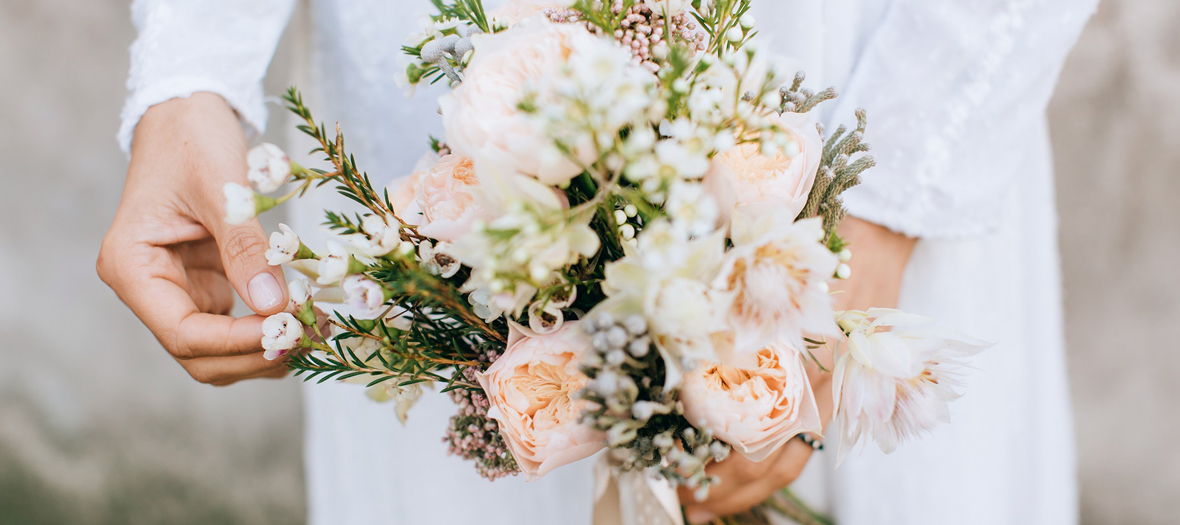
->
[577, 312, 730, 495]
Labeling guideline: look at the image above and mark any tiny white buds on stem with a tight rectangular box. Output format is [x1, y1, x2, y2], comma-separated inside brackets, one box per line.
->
[262, 312, 307, 360]
[614, 209, 628, 225]
[739, 14, 756, 30]
[246, 143, 293, 193]
[619, 224, 636, 240]
[725, 26, 744, 44]
[815, 281, 830, 295]
[623, 204, 638, 218]
[287, 279, 317, 325]
[835, 263, 852, 279]
[397, 241, 416, 257]
[838, 248, 852, 262]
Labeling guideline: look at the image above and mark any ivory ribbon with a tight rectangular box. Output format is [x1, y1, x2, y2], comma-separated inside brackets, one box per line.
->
[593, 455, 685, 525]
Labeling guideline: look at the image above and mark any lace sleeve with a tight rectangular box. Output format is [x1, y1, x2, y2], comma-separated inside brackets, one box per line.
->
[117, 0, 298, 154]
[832, 0, 1098, 238]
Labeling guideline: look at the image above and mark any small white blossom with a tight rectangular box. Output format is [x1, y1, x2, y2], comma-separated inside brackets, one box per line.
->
[527, 301, 565, 335]
[349, 214, 401, 257]
[419, 240, 460, 278]
[666, 182, 719, 238]
[246, 143, 292, 193]
[266, 224, 301, 266]
[342, 275, 387, 313]
[367, 382, 425, 424]
[223, 183, 258, 225]
[286, 278, 313, 314]
[317, 240, 354, 286]
[261, 312, 305, 360]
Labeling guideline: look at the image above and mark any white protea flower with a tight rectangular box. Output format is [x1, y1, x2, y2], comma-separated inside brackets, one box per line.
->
[246, 143, 292, 193]
[713, 209, 840, 358]
[342, 275, 388, 313]
[832, 308, 990, 459]
[349, 214, 401, 257]
[223, 183, 273, 225]
[261, 312, 306, 360]
[266, 224, 301, 266]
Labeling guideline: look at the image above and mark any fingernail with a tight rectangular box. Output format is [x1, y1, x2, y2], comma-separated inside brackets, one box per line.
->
[686, 509, 716, 524]
[249, 273, 284, 311]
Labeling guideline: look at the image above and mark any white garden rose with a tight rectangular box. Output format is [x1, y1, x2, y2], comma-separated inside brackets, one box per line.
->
[439, 21, 601, 186]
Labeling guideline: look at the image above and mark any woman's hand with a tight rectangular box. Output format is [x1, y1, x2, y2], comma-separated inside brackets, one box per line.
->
[97, 93, 290, 386]
[679, 216, 916, 523]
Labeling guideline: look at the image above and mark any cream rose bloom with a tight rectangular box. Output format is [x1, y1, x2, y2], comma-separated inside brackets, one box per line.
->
[681, 342, 822, 462]
[704, 112, 822, 223]
[477, 322, 605, 480]
[439, 21, 597, 186]
[413, 154, 489, 242]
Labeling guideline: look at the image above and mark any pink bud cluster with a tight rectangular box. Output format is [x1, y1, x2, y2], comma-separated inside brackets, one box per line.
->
[546, 2, 707, 73]
[443, 349, 520, 480]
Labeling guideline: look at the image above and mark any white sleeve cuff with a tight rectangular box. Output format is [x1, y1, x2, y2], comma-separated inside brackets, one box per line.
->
[117, 76, 269, 155]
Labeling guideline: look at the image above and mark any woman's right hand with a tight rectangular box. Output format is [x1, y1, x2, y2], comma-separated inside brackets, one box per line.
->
[97, 92, 290, 386]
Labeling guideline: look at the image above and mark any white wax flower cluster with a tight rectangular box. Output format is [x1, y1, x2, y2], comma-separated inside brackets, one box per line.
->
[223, 143, 300, 225]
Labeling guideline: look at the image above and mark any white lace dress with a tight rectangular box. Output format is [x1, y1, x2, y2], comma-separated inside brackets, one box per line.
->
[120, 1, 1098, 523]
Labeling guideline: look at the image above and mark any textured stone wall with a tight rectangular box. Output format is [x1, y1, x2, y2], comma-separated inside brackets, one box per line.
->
[1048, 1, 1180, 522]
[0, 0, 1175, 523]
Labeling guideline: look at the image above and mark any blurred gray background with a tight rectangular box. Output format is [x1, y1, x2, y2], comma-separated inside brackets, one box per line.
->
[1, 0, 1176, 523]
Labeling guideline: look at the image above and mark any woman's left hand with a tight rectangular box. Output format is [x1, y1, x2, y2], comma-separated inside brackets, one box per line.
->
[679, 217, 917, 523]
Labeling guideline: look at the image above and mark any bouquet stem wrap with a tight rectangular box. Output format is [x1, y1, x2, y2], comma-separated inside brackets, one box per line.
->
[594, 455, 685, 525]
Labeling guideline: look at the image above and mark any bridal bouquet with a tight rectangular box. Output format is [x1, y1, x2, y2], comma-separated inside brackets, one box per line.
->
[227, 0, 986, 521]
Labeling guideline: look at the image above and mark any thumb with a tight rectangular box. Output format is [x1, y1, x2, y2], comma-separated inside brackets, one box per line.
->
[214, 218, 289, 315]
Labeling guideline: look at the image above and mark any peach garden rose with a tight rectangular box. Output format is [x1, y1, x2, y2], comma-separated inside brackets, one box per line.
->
[476, 321, 605, 480]
[680, 342, 823, 462]
[704, 111, 822, 223]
